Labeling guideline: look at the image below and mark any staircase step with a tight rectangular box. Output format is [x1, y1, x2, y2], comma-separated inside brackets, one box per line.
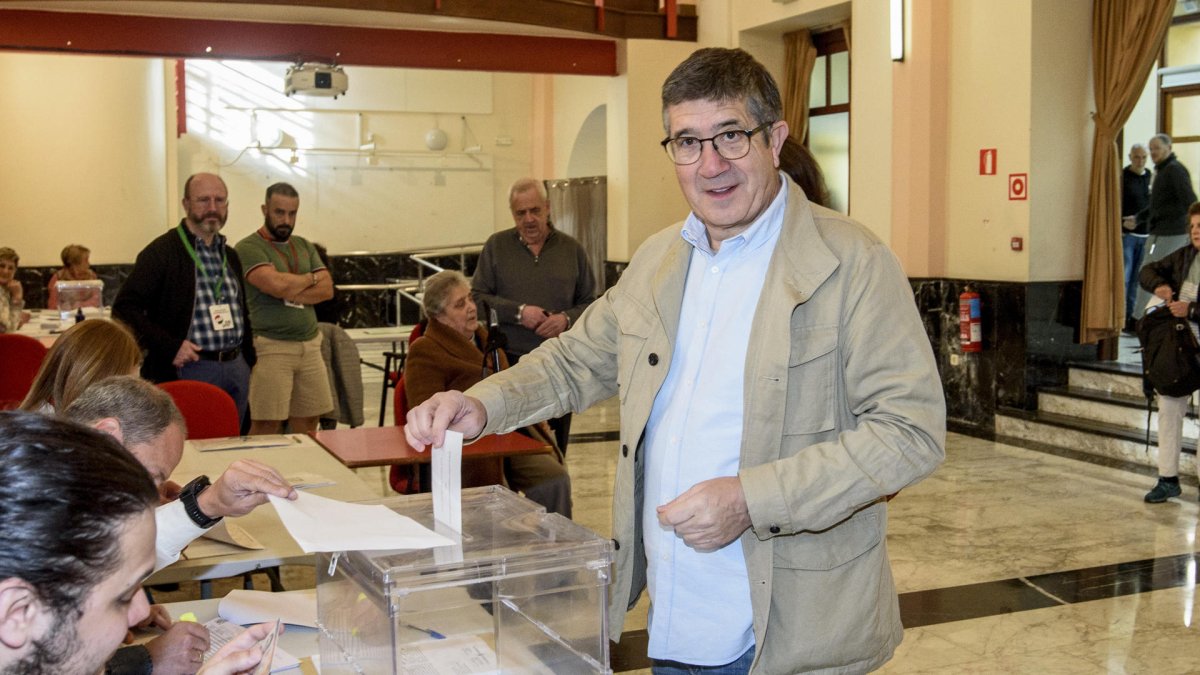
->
[1067, 365, 1144, 398]
[995, 408, 1196, 475]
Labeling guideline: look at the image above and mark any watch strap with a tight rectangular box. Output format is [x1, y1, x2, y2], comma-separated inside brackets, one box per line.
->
[180, 475, 222, 529]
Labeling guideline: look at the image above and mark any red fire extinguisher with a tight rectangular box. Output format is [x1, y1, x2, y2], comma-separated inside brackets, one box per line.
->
[959, 287, 982, 353]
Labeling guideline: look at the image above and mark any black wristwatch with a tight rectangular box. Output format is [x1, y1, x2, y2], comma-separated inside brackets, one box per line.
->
[180, 475, 222, 529]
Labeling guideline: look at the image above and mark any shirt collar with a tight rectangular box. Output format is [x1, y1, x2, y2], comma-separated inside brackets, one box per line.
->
[680, 173, 789, 256]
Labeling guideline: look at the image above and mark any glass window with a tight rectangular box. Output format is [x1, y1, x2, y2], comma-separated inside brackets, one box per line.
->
[809, 113, 849, 214]
[830, 52, 850, 106]
[809, 55, 827, 109]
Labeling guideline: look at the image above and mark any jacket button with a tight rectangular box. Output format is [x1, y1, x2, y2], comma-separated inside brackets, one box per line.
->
[622, 444, 629, 457]
[648, 353, 659, 366]
[769, 525, 781, 534]
[612, 539, 621, 551]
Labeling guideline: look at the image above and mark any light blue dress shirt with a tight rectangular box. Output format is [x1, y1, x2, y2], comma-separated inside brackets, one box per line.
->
[643, 178, 788, 664]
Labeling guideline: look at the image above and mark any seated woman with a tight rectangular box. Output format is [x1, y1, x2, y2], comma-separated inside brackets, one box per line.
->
[47, 243, 101, 310]
[19, 318, 143, 413]
[0, 246, 29, 333]
[405, 270, 572, 517]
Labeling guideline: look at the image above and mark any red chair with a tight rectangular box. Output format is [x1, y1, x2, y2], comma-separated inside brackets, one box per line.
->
[388, 376, 421, 494]
[158, 380, 239, 439]
[373, 321, 426, 427]
[0, 334, 49, 410]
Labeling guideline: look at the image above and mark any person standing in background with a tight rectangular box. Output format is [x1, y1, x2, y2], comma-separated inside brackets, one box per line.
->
[1133, 134, 1196, 319]
[235, 182, 334, 436]
[471, 178, 596, 453]
[1121, 144, 1151, 332]
[113, 172, 256, 427]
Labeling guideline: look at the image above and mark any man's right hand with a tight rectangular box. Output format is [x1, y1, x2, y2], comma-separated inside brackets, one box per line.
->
[404, 391, 487, 450]
[172, 340, 202, 368]
[197, 459, 298, 519]
[145, 621, 210, 675]
[1155, 285, 1174, 302]
[519, 304, 548, 330]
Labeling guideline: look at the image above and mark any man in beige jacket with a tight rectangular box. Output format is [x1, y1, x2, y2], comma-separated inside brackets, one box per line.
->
[406, 47, 945, 674]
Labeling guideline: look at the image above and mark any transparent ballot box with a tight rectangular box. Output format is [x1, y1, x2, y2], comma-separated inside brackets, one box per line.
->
[55, 279, 104, 328]
[317, 486, 614, 674]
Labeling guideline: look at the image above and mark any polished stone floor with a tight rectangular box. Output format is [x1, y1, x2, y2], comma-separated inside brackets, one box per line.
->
[158, 349, 1200, 673]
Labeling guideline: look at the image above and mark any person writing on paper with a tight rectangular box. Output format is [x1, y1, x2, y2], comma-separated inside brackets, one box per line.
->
[47, 243, 101, 310]
[405, 270, 571, 517]
[63, 376, 298, 570]
[0, 411, 275, 675]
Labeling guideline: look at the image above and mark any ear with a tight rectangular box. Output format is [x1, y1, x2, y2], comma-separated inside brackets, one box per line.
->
[769, 121, 790, 169]
[261, 203, 269, 218]
[0, 578, 42, 650]
[91, 417, 125, 444]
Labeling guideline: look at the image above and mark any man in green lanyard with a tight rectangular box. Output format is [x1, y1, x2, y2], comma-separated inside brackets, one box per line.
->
[113, 173, 256, 427]
[235, 183, 334, 436]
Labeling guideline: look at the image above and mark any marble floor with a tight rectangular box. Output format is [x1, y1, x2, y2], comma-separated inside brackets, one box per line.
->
[161, 346, 1200, 673]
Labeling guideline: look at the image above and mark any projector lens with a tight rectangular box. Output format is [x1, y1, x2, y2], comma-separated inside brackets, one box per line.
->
[314, 72, 332, 89]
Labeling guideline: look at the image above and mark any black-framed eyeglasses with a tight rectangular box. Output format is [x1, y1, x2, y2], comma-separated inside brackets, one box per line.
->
[660, 121, 776, 165]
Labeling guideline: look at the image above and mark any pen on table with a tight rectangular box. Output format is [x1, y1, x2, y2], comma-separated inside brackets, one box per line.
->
[406, 624, 446, 640]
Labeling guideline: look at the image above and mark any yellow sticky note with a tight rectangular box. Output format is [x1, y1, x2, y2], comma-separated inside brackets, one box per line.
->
[179, 612, 198, 623]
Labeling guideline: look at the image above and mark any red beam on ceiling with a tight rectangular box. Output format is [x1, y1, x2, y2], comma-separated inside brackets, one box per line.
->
[0, 9, 618, 76]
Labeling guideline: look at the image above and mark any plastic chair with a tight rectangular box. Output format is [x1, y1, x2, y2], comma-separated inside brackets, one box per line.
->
[0, 334, 49, 410]
[158, 380, 239, 439]
[388, 375, 422, 494]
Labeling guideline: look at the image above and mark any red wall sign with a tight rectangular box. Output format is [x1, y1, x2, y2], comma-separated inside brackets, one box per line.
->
[1009, 173, 1028, 200]
[979, 148, 997, 175]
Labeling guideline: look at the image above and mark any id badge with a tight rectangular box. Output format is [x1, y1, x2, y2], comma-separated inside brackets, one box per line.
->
[209, 303, 234, 330]
[284, 299, 305, 309]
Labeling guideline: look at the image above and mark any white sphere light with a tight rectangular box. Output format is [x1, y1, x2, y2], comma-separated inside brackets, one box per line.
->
[424, 128, 449, 151]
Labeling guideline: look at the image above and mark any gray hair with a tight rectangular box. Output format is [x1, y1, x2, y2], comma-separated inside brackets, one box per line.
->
[422, 270, 471, 317]
[508, 178, 548, 206]
[661, 48, 782, 134]
[1151, 133, 1172, 147]
[62, 375, 185, 448]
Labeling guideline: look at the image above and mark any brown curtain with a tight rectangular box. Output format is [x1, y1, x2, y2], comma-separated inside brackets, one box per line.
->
[1080, 0, 1173, 343]
[783, 29, 817, 143]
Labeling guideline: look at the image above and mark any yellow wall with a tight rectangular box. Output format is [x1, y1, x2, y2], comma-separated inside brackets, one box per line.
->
[1029, 0, 1091, 281]
[0, 52, 169, 266]
[552, 74, 609, 178]
[943, 1, 1033, 281]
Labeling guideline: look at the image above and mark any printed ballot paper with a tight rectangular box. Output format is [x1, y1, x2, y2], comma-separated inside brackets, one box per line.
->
[432, 430, 463, 532]
[269, 491, 455, 552]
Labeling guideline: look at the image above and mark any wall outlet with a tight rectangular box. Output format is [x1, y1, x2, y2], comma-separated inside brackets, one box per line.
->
[949, 353, 961, 366]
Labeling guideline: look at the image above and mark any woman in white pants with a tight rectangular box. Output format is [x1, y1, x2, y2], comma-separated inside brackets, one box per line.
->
[1139, 202, 1200, 503]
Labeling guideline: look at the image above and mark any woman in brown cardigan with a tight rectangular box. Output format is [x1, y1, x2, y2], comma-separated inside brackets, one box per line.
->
[405, 270, 572, 517]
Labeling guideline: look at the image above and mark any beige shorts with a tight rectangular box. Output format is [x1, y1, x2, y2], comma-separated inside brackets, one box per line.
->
[249, 334, 333, 421]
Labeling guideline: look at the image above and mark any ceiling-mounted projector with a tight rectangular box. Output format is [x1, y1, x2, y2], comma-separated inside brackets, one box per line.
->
[285, 63, 348, 99]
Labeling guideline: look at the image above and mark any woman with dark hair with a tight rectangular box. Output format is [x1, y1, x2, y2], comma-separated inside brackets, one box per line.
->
[778, 136, 831, 209]
[405, 270, 572, 516]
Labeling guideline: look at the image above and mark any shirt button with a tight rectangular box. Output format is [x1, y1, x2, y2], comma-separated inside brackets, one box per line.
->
[769, 525, 781, 534]
[711, 266, 719, 273]
[648, 353, 659, 366]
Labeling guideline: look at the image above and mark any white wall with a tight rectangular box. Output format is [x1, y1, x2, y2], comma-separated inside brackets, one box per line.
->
[552, 75, 608, 178]
[0, 52, 168, 266]
[179, 61, 535, 251]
